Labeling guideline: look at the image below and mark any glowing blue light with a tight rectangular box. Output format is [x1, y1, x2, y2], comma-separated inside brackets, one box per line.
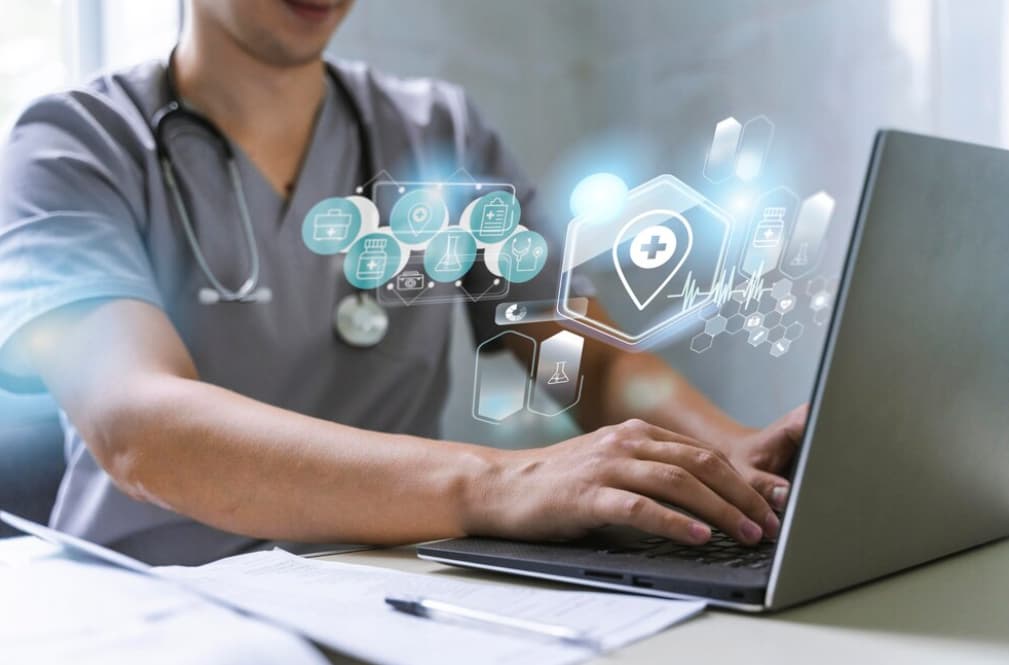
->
[569, 172, 628, 222]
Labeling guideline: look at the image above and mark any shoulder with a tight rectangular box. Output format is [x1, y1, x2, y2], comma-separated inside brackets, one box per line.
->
[6, 59, 163, 164]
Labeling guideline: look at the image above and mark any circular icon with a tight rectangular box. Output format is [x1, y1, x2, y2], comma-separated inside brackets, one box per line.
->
[504, 303, 527, 322]
[470, 191, 521, 244]
[343, 232, 402, 289]
[302, 197, 362, 255]
[629, 225, 677, 270]
[390, 189, 448, 245]
[423, 229, 477, 283]
[501, 230, 548, 284]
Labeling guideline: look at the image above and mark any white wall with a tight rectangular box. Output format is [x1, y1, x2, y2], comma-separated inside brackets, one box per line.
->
[330, 0, 1007, 445]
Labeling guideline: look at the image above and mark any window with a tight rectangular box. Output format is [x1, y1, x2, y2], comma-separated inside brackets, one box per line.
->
[0, 0, 180, 134]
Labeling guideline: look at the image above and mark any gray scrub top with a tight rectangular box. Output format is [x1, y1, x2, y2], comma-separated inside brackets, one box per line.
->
[0, 56, 557, 564]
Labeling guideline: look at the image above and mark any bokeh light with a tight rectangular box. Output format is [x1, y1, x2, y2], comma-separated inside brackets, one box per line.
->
[569, 172, 629, 222]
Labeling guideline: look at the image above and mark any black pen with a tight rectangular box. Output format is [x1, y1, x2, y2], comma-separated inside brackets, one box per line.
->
[384, 594, 603, 652]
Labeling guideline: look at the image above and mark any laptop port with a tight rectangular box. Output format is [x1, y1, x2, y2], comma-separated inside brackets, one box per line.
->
[631, 576, 655, 588]
[584, 569, 624, 582]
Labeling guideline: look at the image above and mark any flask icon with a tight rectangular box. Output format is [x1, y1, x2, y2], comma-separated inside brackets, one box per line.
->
[435, 234, 464, 273]
[547, 361, 570, 385]
[752, 206, 785, 249]
[356, 238, 388, 280]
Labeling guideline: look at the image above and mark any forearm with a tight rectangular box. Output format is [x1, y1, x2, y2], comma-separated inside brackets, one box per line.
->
[82, 374, 500, 545]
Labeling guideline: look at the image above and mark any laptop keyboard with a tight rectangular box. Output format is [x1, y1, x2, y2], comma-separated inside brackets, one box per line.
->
[596, 530, 775, 569]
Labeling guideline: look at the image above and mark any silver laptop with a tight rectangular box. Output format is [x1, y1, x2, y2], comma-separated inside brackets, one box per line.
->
[419, 130, 1009, 612]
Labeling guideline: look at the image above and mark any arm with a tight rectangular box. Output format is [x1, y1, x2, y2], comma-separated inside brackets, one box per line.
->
[17, 298, 779, 546]
[506, 299, 806, 509]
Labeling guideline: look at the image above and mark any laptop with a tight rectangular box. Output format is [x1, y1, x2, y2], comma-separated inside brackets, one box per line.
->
[419, 130, 1009, 612]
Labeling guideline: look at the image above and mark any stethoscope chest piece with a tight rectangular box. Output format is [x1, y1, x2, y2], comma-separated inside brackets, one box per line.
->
[334, 293, 389, 347]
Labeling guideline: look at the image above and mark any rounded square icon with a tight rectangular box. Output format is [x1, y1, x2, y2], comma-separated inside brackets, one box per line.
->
[558, 174, 731, 349]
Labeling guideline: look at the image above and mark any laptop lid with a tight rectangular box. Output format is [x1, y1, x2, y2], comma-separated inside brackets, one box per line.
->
[767, 130, 1009, 610]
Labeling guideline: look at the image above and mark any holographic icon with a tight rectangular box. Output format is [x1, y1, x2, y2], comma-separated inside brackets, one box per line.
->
[702, 115, 775, 184]
[423, 229, 477, 283]
[389, 188, 448, 245]
[435, 234, 464, 273]
[547, 361, 570, 385]
[313, 209, 352, 242]
[407, 203, 432, 234]
[344, 232, 402, 289]
[500, 231, 548, 283]
[614, 212, 693, 312]
[504, 303, 527, 322]
[790, 242, 810, 266]
[395, 270, 425, 292]
[302, 196, 362, 255]
[559, 174, 731, 349]
[752, 207, 786, 249]
[780, 191, 835, 280]
[740, 187, 799, 279]
[478, 196, 510, 237]
[356, 238, 388, 280]
[629, 225, 678, 270]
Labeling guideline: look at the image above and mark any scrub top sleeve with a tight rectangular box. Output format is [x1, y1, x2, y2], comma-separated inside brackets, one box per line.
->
[0, 92, 165, 392]
[459, 94, 566, 346]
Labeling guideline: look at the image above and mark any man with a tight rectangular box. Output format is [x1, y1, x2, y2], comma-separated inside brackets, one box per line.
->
[0, 0, 803, 564]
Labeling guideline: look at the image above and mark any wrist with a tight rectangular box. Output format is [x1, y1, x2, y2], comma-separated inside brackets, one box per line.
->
[455, 444, 510, 536]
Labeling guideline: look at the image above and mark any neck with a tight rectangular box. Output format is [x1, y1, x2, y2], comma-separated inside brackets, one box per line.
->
[174, 24, 325, 141]
[172, 19, 328, 197]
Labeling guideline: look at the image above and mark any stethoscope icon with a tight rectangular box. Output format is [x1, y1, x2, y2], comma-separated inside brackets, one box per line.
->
[510, 236, 542, 273]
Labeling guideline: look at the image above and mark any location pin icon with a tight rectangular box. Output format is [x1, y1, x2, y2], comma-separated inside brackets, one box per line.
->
[612, 209, 694, 311]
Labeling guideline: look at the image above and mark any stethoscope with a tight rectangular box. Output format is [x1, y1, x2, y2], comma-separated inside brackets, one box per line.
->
[142, 51, 390, 347]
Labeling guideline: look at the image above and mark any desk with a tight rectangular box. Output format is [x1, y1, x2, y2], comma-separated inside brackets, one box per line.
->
[320, 539, 1009, 664]
[5, 536, 1008, 663]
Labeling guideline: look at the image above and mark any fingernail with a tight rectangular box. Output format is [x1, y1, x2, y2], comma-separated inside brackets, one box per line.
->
[688, 522, 711, 544]
[764, 512, 781, 539]
[771, 485, 789, 510]
[740, 519, 763, 543]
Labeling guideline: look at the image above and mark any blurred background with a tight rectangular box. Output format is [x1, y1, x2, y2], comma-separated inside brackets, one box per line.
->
[0, 1, 1004, 519]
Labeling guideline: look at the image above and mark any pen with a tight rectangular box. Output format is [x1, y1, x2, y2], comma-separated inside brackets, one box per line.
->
[384, 594, 603, 652]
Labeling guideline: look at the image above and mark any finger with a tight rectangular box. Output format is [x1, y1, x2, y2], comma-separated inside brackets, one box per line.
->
[615, 460, 769, 544]
[779, 404, 809, 443]
[744, 467, 791, 512]
[631, 439, 779, 540]
[591, 487, 712, 545]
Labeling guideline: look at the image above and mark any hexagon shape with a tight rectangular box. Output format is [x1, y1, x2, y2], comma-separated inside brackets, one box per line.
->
[747, 326, 769, 346]
[739, 187, 799, 280]
[743, 312, 764, 331]
[726, 313, 746, 334]
[769, 338, 791, 358]
[784, 322, 805, 341]
[813, 308, 830, 326]
[771, 278, 793, 300]
[764, 311, 783, 329]
[775, 295, 796, 314]
[690, 333, 714, 353]
[558, 174, 732, 349]
[705, 316, 728, 336]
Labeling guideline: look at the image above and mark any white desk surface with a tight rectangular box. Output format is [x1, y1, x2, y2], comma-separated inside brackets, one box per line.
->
[5, 535, 1008, 663]
[320, 538, 1009, 664]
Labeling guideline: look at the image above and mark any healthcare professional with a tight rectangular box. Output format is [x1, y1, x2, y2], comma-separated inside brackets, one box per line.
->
[0, 0, 804, 565]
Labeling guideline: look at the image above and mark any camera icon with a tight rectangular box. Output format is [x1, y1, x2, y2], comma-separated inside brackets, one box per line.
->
[395, 270, 426, 292]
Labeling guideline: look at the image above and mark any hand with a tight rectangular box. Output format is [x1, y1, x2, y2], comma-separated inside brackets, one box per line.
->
[723, 404, 808, 511]
[467, 419, 781, 546]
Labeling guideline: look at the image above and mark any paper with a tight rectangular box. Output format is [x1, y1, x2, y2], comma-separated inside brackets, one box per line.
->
[159, 549, 705, 665]
[0, 557, 328, 665]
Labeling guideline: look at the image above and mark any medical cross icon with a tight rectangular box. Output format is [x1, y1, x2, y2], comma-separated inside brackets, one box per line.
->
[628, 225, 677, 270]
[640, 235, 668, 260]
